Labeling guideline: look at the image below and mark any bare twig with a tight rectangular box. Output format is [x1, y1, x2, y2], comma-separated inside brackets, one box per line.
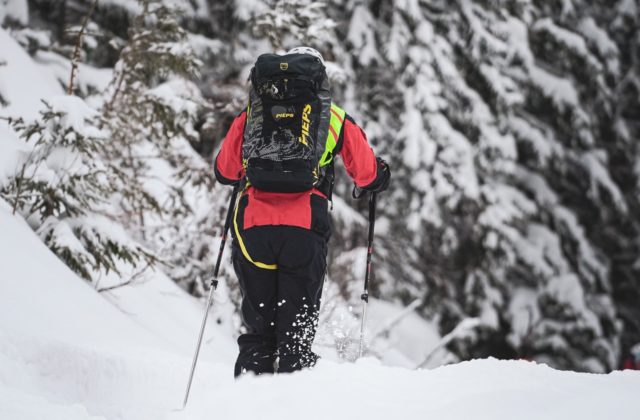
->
[96, 277, 136, 293]
[11, 164, 28, 215]
[67, 0, 99, 95]
[105, 69, 126, 111]
[97, 260, 152, 293]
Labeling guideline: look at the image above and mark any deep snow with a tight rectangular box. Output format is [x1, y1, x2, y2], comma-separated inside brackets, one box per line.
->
[1, 200, 639, 420]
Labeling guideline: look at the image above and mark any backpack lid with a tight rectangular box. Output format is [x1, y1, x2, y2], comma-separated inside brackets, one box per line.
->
[250, 53, 326, 88]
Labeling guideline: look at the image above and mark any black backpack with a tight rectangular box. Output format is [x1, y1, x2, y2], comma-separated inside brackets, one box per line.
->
[242, 53, 334, 193]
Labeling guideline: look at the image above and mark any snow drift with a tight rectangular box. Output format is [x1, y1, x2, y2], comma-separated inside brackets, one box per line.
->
[1, 201, 639, 420]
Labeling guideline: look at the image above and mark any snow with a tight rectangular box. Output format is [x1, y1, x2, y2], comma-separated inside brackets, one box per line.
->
[187, 33, 225, 57]
[365, 298, 441, 367]
[429, 113, 480, 200]
[0, 27, 62, 119]
[0, 0, 28, 26]
[386, 11, 411, 67]
[509, 115, 564, 166]
[480, 62, 524, 106]
[0, 201, 172, 351]
[508, 288, 540, 348]
[233, 0, 269, 21]
[578, 17, 620, 74]
[459, 0, 509, 57]
[617, 0, 638, 17]
[347, 5, 381, 66]
[331, 194, 367, 228]
[544, 273, 588, 314]
[514, 166, 559, 206]
[395, 0, 422, 18]
[529, 65, 579, 111]
[0, 123, 28, 186]
[99, 0, 142, 15]
[532, 18, 591, 61]
[208, 359, 640, 419]
[0, 198, 232, 417]
[498, 15, 584, 113]
[47, 95, 100, 133]
[2, 198, 639, 419]
[9, 27, 51, 50]
[553, 206, 608, 288]
[36, 51, 113, 97]
[580, 150, 628, 214]
[401, 104, 436, 170]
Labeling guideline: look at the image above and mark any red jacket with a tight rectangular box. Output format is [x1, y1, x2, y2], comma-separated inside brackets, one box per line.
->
[215, 110, 380, 230]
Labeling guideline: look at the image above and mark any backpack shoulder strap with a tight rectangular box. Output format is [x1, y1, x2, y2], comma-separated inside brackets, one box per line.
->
[319, 103, 346, 167]
[316, 103, 348, 202]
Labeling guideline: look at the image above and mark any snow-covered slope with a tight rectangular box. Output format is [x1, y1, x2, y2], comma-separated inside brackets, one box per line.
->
[0, 200, 235, 419]
[1, 201, 639, 419]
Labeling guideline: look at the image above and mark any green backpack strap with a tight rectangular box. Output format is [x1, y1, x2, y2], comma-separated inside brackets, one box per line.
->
[319, 103, 346, 167]
[317, 103, 347, 204]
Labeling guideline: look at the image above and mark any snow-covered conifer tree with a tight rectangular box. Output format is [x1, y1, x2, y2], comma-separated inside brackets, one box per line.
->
[98, 0, 226, 292]
[0, 98, 153, 282]
[320, 0, 638, 372]
[100, 0, 201, 238]
[252, 0, 336, 50]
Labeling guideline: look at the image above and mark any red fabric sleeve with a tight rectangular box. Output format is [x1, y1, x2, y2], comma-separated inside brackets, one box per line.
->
[215, 112, 246, 182]
[338, 118, 378, 187]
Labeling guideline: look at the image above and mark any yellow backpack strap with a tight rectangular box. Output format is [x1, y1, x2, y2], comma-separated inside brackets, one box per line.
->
[319, 103, 346, 167]
[232, 187, 278, 270]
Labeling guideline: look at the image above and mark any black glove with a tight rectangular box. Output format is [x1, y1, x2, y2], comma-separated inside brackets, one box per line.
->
[366, 157, 391, 193]
[353, 157, 391, 198]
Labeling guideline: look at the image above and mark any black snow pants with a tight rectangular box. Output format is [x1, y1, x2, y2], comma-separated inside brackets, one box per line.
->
[231, 225, 328, 377]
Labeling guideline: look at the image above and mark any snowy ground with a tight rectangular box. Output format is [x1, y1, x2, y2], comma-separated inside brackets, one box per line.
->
[1, 200, 639, 420]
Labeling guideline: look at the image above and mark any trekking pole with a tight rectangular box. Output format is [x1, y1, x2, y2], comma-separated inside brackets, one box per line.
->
[358, 191, 377, 359]
[180, 183, 239, 409]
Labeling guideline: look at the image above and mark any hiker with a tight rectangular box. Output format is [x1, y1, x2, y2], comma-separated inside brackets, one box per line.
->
[214, 47, 390, 376]
[622, 343, 640, 370]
